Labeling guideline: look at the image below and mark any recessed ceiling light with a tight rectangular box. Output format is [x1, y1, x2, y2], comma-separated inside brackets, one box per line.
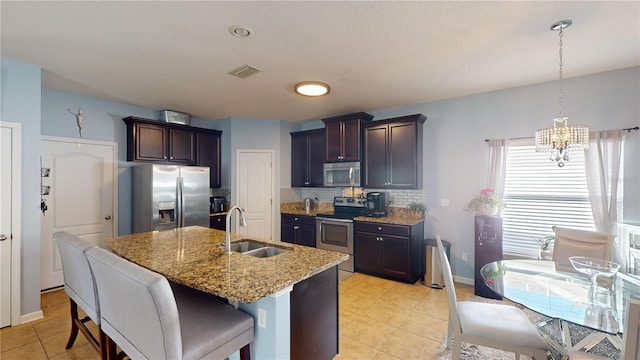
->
[294, 81, 331, 97]
[229, 25, 252, 38]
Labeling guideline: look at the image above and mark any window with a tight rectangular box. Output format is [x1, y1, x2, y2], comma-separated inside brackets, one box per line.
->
[501, 138, 596, 258]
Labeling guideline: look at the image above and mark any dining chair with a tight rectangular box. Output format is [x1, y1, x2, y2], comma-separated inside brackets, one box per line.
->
[568, 299, 640, 360]
[552, 227, 613, 273]
[435, 236, 549, 360]
[85, 246, 254, 360]
[53, 231, 106, 359]
[548, 226, 614, 352]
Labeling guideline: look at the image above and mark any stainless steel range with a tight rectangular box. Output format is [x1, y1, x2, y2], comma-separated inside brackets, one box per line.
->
[316, 196, 367, 272]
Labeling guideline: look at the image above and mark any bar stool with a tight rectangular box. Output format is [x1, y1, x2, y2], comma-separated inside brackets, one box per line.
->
[85, 246, 254, 360]
[53, 231, 106, 359]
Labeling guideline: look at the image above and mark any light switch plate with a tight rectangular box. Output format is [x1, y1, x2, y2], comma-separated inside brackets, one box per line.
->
[440, 198, 450, 207]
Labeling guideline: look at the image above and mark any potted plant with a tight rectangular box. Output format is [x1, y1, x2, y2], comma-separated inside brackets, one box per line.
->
[537, 226, 557, 260]
[537, 235, 554, 260]
[408, 202, 427, 219]
[464, 188, 506, 216]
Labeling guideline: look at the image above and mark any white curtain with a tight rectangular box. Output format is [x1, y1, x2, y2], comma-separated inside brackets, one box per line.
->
[584, 130, 626, 267]
[487, 139, 508, 198]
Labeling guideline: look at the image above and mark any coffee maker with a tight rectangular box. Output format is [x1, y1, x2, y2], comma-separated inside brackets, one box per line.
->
[210, 196, 226, 213]
[364, 192, 386, 217]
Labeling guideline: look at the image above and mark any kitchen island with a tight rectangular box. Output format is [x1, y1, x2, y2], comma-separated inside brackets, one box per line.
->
[106, 225, 347, 360]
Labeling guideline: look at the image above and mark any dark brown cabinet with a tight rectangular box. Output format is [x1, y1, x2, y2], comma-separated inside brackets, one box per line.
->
[123, 116, 223, 187]
[322, 112, 373, 162]
[196, 129, 222, 188]
[363, 114, 426, 189]
[290, 266, 338, 360]
[124, 117, 196, 164]
[291, 129, 325, 187]
[281, 214, 316, 247]
[355, 221, 423, 283]
[209, 214, 226, 231]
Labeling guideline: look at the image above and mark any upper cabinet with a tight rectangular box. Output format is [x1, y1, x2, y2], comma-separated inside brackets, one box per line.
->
[123, 116, 223, 187]
[196, 128, 223, 188]
[322, 112, 373, 162]
[362, 114, 426, 189]
[291, 129, 325, 187]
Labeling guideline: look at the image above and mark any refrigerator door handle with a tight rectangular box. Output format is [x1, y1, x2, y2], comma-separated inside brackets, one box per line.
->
[177, 176, 185, 227]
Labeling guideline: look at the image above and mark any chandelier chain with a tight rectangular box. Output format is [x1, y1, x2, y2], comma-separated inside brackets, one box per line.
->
[558, 25, 564, 118]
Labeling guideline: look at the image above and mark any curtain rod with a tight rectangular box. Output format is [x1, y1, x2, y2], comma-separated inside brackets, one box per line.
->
[484, 126, 639, 142]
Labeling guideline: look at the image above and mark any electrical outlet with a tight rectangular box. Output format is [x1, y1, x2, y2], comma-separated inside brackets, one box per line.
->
[388, 197, 394, 204]
[258, 308, 267, 328]
[440, 198, 450, 207]
[462, 253, 468, 261]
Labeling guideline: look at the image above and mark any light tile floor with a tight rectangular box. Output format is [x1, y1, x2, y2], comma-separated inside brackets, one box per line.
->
[0, 273, 473, 360]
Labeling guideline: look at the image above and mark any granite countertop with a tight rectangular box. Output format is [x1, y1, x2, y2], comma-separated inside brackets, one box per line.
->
[353, 214, 424, 226]
[280, 202, 424, 226]
[106, 226, 348, 304]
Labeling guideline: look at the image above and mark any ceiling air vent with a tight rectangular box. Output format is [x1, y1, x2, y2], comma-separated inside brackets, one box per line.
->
[228, 65, 261, 79]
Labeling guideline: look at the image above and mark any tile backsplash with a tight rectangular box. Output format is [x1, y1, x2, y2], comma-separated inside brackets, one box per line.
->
[293, 187, 426, 208]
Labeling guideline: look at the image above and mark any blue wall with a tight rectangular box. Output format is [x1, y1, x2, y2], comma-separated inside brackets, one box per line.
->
[3, 55, 639, 315]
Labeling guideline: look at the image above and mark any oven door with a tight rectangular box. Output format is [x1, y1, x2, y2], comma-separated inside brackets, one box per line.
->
[316, 217, 354, 272]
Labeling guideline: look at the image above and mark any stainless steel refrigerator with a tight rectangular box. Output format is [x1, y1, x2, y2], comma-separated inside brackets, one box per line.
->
[132, 164, 210, 233]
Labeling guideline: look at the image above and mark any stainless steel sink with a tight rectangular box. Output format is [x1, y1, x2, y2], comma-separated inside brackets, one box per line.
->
[228, 240, 267, 253]
[243, 247, 290, 258]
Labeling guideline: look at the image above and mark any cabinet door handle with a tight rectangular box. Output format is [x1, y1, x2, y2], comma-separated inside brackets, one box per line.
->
[293, 226, 299, 230]
[378, 226, 382, 231]
[105, 215, 112, 220]
[294, 217, 298, 221]
[0, 234, 7, 241]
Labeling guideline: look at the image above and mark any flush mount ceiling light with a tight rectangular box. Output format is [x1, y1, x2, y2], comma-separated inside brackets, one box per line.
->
[294, 81, 330, 97]
[229, 25, 252, 38]
[535, 19, 589, 168]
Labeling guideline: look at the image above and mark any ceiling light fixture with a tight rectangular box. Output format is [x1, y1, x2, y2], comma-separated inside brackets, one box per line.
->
[294, 81, 330, 97]
[229, 25, 252, 38]
[535, 19, 588, 168]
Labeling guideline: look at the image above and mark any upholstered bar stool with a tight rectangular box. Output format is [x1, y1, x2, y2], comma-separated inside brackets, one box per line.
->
[85, 246, 254, 360]
[53, 231, 106, 359]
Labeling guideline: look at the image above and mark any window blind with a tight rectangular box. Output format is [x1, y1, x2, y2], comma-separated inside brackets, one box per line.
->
[502, 138, 596, 258]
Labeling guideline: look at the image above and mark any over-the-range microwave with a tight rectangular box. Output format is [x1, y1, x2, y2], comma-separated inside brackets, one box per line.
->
[323, 162, 360, 187]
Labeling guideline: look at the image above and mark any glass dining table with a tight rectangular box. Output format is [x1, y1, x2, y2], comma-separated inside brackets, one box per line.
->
[480, 259, 640, 354]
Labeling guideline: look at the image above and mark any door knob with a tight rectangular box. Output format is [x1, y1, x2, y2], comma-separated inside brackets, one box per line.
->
[0, 234, 8, 241]
[105, 215, 112, 220]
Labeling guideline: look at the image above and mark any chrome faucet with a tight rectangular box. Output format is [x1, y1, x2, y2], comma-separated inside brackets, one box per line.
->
[225, 205, 247, 254]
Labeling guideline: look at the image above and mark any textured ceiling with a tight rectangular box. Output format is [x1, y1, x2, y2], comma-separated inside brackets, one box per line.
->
[2, 1, 638, 123]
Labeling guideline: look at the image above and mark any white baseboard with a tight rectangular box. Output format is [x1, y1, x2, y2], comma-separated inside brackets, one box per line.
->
[21, 310, 44, 324]
[453, 275, 474, 285]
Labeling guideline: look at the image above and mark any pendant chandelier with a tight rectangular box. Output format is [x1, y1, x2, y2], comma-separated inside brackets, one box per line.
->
[535, 20, 589, 167]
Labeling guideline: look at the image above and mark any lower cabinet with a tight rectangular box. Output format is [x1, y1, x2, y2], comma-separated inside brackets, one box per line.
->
[281, 214, 316, 247]
[290, 266, 338, 360]
[209, 214, 226, 231]
[354, 221, 423, 283]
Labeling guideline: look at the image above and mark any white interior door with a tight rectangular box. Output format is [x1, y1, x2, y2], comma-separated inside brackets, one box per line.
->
[40, 137, 117, 290]
[236, 150, 274, 240]
[1, 122, 21, 327]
